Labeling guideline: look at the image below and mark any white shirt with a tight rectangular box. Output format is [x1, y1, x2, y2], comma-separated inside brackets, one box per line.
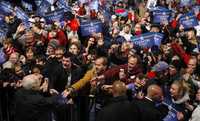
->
[190, 105, 200, 121]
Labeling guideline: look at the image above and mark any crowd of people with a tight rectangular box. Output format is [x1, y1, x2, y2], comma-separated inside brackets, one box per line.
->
[1, 0, 200, 121]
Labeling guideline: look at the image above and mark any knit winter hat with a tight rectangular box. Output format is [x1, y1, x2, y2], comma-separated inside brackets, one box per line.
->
[48, 39, 59, 49]
[152, 61, 169, 72]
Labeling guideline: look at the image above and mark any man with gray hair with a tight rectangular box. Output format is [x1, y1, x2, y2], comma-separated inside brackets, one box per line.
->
[14, 74, 69, 121]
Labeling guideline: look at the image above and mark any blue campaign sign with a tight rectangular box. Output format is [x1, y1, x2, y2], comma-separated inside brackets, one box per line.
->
[152, 6, 172, 24]
[35, 0, 42, 7]
[15, 7, 29, 22]
[150, 6, 169, 12]
[21, 0, 33, 11]
[79, 0, 89, 4]
[37, 0, 51, 16]
[89, 0, 99, 11]
[0, 27, 7, 42]
[44, 8, 65, 23]
[146, 0, 157, 10]
[163, 110, 178, 121]
[0, 14, 4, 25]
[180, 0, 193, 7]
[46, 0, 55, 5]
[179, 12, 199, 29]
[56, 0, 72, 12]
[153, 10, 171, 24]
[0, 48, 6, 64]
[103, 9, 111, 22]
[192, 5, 200, 15]
[162, 101, 178, 121]
[0, 1, 13, 15]
[80, 20, 103, 36]
[131, 32, 164, 48]
[99, 6, 111, 22]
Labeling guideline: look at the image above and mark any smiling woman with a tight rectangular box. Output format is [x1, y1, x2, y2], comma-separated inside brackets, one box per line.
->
[170, 80, 190, 101]
[162, 80, 192, 121]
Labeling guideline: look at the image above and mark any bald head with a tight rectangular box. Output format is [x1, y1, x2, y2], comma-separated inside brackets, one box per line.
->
[22, 74, 42, 90]
[147, 84, 163, 102]
[112, 81, 127, 97]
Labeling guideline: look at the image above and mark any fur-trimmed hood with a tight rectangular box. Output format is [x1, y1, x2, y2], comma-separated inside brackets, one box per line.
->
[172, 93, 190, 104]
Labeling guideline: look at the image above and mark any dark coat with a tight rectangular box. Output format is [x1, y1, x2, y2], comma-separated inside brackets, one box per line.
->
[14, 88, 60, 121]
[133, 97, 167, 121]
[96, 96, 141, 121]
[44, 58, 84, 93]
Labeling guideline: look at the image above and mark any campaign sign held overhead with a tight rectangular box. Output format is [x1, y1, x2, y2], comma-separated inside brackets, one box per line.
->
[0, 48, 6, 64]
[37, 0, 51, 16]
[89, 0, 99, 11]
[35, 0, 42, 7]
[56, 0, 71, 12]
[179, 12, 199, 29]
[0, 14, 4, 25]
[146, 0, 157, 10]
[192, 5, 200, 15]
[79, 0, 89, 4]
[80, 20, 103, 36]
[180, 0, 193, 7]
[15, 7, 29, 22]
[46, 0, 55, 5]
[131, 32, 164, 48]
[0, 28, 7, 43]
[0, 1, 13, 15]
[45, 8, 65, 23]
[152, 7, 171, 24]
[21, 0, 33, 11]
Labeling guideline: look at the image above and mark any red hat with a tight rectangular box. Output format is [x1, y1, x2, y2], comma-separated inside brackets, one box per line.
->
[147, 71, 156, 79]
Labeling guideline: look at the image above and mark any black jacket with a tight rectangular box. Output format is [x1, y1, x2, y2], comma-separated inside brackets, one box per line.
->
[14, 88, 61, 121]
[96, 96, 141, 121]
[44, 58, 84, 93]
[133, 97, 168, 121]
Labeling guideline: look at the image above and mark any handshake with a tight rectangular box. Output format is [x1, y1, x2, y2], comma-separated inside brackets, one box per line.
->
[62, 87, 75, 98]
[48, 88, 74, 105]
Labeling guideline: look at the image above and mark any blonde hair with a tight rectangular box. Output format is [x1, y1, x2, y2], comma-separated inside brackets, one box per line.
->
[172, 80, 190, 97]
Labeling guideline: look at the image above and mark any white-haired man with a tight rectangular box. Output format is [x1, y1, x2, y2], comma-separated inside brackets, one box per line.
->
[14, 74, 69, 121]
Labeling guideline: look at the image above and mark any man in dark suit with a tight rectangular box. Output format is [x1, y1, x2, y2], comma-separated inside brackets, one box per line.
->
[96, 81, 141, 121]
[14, 74, 68, 121]
[133, 84, 168, 121]
[45, 52, 84, 121]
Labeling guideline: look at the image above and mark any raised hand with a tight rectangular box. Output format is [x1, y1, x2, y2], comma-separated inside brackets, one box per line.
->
[40, 78, 48, 92]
